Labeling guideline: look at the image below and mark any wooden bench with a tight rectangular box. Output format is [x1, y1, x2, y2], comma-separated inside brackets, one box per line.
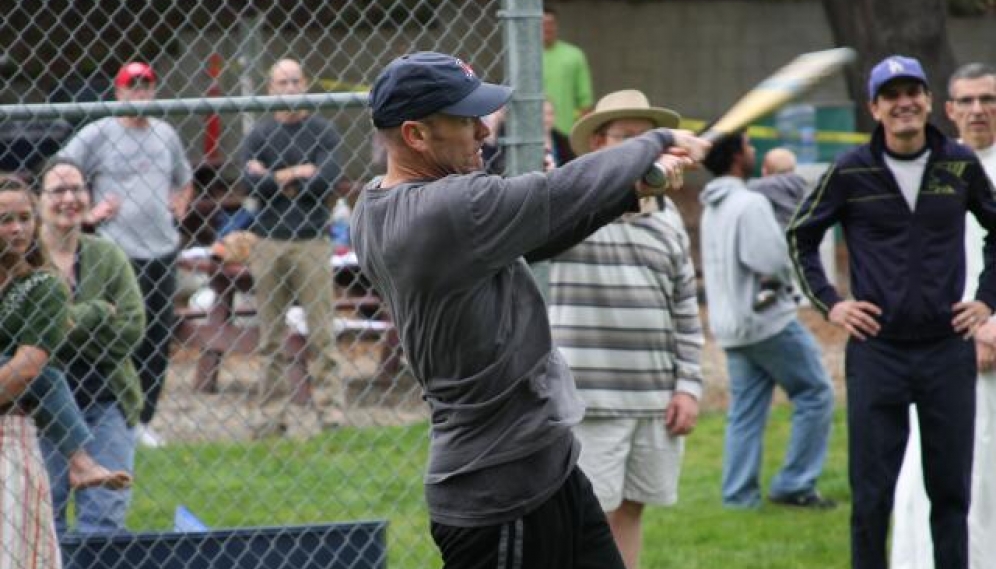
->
[174, 253, 401, 402]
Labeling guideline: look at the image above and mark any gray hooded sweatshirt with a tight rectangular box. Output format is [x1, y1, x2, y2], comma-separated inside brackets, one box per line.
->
[699, 176, 797, 347]
[747, 172, 808, 230]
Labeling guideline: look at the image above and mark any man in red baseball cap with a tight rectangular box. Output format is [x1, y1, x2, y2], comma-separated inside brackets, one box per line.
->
[57, 60, 193, 454]
[114, 62, 156, 89]
[111, 62, 159, 116]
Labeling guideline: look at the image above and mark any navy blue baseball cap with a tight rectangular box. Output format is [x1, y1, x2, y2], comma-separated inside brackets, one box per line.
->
[369, 51, 513, 128]
[867, 55, 929, 100]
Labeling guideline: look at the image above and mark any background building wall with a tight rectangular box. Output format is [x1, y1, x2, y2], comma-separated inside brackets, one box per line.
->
[554, 1, 996, 127]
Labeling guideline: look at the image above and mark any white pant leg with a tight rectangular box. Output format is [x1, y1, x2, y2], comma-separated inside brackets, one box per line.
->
[970, 374, 996, 569]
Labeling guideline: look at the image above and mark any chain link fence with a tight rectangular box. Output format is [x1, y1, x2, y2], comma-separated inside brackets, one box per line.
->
[0, 1, 542, 568]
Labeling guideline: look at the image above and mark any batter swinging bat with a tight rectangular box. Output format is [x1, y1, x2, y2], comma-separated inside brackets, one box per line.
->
[643, 46, 857, 187]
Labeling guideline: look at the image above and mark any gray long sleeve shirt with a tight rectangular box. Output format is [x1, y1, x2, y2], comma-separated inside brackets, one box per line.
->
[351, 129, 674, 527]
[747, 172, 807, 230]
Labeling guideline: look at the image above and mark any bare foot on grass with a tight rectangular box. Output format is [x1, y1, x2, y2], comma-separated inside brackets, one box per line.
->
[68, 451, 132, 490]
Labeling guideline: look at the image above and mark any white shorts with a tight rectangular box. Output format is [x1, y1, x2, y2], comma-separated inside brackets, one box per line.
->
[574, 415, 685, 512]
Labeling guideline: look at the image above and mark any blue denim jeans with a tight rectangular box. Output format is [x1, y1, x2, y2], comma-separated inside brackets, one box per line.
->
[721, 319, 835, 507]
[3, 355, 92, 459]
[39, 401, 136, 535]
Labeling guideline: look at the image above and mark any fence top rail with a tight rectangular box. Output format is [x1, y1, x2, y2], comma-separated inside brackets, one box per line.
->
[0, 92, 371, 121]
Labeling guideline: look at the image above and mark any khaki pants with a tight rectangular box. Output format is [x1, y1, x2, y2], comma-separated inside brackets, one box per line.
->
[249, 237, 340, 407]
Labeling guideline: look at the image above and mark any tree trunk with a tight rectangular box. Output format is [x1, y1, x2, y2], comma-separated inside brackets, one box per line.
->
[821, 0, 958, 134]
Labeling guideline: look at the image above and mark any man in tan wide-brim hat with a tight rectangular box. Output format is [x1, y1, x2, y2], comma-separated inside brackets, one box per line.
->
[570, 89, 681, 155]
[551, 89, 703, 569]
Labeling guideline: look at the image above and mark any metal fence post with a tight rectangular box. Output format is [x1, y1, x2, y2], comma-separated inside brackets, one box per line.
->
[237, 11, 265, 135]
[501, 0, 548, 295]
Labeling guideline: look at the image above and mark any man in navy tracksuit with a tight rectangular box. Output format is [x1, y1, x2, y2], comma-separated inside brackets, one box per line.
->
[787, 55, 996, 569]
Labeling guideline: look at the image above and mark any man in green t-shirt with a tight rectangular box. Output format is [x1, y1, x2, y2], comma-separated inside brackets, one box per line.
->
[543, 6, 594, 133]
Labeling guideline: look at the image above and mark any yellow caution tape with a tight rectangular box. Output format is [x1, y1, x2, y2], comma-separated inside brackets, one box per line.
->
[678, 118, 869, 145]
[316, 78, 369, 93]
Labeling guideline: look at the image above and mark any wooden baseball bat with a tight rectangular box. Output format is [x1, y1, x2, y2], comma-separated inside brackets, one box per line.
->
[643, 47, 856, 188]
[700, 47, 857, 142]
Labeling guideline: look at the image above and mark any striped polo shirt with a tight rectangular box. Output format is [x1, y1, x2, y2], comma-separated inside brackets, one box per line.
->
[549, 207, 704, 417]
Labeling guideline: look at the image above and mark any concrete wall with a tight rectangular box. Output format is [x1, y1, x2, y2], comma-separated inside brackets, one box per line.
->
[553, 1, 996, 124]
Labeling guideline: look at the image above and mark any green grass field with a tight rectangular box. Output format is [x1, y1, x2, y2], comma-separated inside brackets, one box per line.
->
[129, 406, 851, 568]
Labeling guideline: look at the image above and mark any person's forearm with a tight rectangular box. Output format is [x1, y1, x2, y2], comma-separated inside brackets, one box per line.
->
[304, 153, 342, 199]
[0, 349, 47, 405]
[526, 129, 672, 261]
[525, 190, 638, 262]
[66, 301, 112, 341]
[273, 165, 306, 186]
[170, 183, 193, 220]
[673, 261, 705, 400]
[791, 248, 842, 316]
[786, 169, 844, 315]
[974, 186, 996, 310]
[0, 372, 31, 405]
[244, 171, 281, 197]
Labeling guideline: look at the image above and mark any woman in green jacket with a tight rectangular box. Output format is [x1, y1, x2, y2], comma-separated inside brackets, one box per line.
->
[35, 158, 146, 534]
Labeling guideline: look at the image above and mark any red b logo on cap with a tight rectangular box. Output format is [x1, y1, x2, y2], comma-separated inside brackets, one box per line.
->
[456, 59, 476, 80]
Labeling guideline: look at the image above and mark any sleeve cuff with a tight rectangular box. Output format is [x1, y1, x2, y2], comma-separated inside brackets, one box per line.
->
[818, 291, 844, 317]
[70, 301, 112, 332]
[648, 128, 675, 152]
[676, 378, 703, 401]
[976, 293, 996, 316]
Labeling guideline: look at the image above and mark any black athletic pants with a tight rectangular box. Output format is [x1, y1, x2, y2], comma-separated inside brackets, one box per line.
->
[430, 466, 625, 569]
[131, 253, 178, 425]
[846, 335, 975, 569]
